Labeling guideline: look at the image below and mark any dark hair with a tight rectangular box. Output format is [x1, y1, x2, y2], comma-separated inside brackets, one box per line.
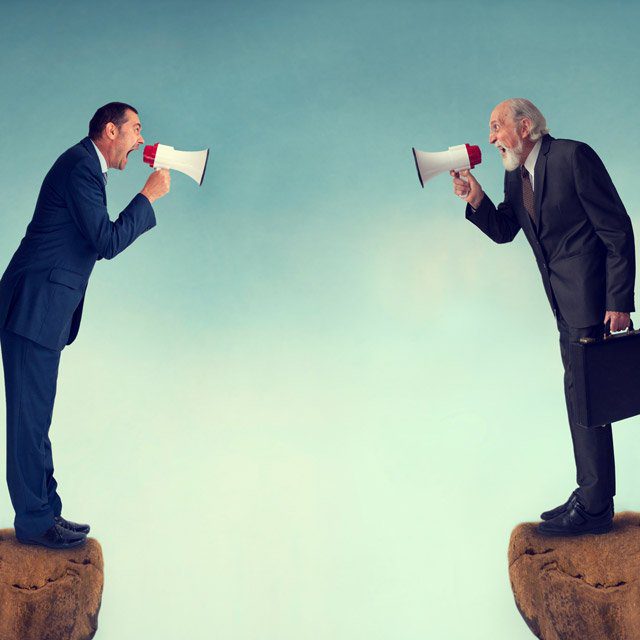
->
[88, 102, 138, 140]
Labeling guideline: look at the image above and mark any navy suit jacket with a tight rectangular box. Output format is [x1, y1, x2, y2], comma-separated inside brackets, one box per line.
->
[0, 137, 156, 350]
[466, 135, 635, 328]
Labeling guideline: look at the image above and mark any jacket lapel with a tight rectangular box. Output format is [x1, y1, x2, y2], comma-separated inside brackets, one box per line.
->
[533, 134, 553, 227]
[80, 137, 107, 201]
[509, 169, 537, 238]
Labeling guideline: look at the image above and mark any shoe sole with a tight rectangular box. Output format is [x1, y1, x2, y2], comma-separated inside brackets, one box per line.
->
[537, 523, 613, 537]
[17, 537, 87, 549]
[58, 528, 91, 535]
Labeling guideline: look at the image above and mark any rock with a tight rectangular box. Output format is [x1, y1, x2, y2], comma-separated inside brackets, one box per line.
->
[0, 528, 103, 640]
[508, 511, 640, 639]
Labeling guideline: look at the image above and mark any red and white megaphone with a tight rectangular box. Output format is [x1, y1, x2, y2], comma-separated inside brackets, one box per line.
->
[143, 143, 210, 186]
[412, 144, 481, 187]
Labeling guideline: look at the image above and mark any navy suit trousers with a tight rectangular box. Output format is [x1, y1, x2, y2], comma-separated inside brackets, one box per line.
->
[557, 314, 615, 513]
[1, 329, 62, 537]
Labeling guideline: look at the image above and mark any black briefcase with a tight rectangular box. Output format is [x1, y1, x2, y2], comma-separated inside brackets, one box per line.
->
[570, 326, 640, 427]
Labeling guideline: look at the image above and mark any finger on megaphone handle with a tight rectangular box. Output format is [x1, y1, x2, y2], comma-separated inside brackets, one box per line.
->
[452, 176, 470, 195]
[452, 169, 470, 185]
[460, 169, 479, 186]
[451, 172, 467, 186]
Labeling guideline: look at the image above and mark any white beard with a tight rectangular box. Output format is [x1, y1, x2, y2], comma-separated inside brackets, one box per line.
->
[497, 139, 523, 171]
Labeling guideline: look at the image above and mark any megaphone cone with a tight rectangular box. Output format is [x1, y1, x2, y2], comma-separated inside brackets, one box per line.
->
[143, 143, 210, 186]
[412, 143, 481, 187]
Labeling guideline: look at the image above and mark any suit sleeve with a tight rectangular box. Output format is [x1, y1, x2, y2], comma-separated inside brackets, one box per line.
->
[464, 174, 521, 244]
[64, 158, 157, 260]
[573, 144, 636, 312]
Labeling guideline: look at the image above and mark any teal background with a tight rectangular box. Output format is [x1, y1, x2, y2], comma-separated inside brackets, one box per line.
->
[1, 1, 639, 638]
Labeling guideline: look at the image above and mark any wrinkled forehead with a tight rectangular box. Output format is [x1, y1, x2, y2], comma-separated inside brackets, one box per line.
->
[489, 104, 512, 128]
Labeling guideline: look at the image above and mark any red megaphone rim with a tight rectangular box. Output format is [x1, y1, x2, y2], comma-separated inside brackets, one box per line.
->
[143, 143, 159, 167]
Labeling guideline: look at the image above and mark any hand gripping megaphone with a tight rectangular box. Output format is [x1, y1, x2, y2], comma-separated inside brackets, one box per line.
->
[412, 144, 481, 187]
[143, 143, 210, 186]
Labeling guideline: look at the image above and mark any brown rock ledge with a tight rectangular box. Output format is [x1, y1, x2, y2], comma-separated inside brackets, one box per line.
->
[509, 511, 640, 639]
[0, 528, 103, 640]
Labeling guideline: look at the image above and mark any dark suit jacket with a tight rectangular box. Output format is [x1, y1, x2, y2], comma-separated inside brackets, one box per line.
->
[0, 137, 156, 350]
[466, 134, 635, 328]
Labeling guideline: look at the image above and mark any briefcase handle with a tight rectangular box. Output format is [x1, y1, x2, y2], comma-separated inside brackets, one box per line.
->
[579, 319, 636, 344]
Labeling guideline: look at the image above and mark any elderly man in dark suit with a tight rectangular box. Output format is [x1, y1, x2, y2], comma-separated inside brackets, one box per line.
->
[452, 98, 635, 536]
[0, 102, 170, 548]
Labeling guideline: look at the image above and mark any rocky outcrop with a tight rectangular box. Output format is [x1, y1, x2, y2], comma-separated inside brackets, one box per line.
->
[0, 529, 103, 640]
[509, 512, 640, 639]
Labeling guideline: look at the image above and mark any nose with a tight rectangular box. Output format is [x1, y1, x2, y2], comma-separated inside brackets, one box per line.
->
[139, 134, 145, 145]
[489, 131, 496, 144]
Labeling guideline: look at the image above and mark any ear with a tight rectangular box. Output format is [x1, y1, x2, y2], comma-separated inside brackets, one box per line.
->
[104, 122, 118, 140]
[519, 118, 532, 139]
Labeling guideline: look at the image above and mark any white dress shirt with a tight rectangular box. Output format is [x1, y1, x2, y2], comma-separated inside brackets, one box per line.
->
[522, 138, 542, 191]
[90, 139, 108, 176]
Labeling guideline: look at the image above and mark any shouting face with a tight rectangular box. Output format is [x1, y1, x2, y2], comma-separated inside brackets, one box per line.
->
[489, 102, 525, 172]
[106, 109, 145, 170]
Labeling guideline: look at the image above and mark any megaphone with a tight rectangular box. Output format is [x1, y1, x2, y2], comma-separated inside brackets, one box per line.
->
[143, 143, 210, 186]
[412, 144, 481, 187]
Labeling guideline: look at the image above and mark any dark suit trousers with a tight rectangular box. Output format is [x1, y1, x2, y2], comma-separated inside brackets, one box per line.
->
[1, 329, 62, 537]
[557, 314, 615, 512]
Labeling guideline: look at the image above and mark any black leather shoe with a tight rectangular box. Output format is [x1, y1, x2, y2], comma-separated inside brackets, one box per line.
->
[55, 515, 90, 535]
[538, 500, 613, 537]
[540, 490, 579, 521]
[17, 524, 87, 549]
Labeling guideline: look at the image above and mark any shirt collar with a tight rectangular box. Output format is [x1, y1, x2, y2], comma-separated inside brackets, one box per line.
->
[90, 139, 109, 175]
[523, 138, 542, 178]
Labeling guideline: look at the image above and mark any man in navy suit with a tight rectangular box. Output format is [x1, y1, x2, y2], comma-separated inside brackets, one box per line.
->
[0, 102, 170, 548]
[451, 98, 635, 536]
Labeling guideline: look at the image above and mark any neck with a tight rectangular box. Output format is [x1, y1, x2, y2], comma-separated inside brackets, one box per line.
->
[519, 138, 536, 165]
[92, 138, 112, 168]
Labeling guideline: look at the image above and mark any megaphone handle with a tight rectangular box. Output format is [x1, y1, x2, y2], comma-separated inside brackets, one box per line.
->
[453, 169, 468, 183]
[452, 169, 470, 200]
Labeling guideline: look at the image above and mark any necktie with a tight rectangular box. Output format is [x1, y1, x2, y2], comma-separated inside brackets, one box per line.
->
[521, 165, 535, 221]
[102, 172, 108, 185]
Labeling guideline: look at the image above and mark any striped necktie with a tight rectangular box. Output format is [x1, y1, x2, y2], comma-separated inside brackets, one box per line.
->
[102, 172, 108, 185]
[521, 165, 535, 221]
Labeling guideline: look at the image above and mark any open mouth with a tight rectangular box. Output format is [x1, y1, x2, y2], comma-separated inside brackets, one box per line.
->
[121, 148, 136, 168]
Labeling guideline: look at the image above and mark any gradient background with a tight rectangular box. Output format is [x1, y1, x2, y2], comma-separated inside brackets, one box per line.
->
[1, 1, 638, 638]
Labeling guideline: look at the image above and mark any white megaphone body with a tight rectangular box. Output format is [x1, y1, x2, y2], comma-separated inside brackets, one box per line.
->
[412, 143, 481, 187]
[143, 143, 210, 186]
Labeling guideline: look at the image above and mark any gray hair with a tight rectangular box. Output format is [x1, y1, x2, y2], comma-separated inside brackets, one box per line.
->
[506, 98, 550, 141]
